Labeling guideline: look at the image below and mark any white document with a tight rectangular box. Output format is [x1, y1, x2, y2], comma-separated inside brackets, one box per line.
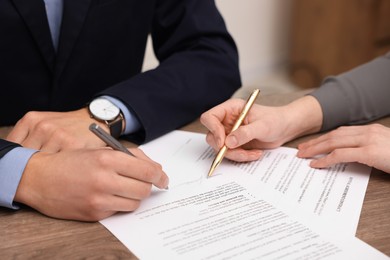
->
[216, 148, 371, 236]
[100, 131, 382, 259]
[140, 130, 370, 236]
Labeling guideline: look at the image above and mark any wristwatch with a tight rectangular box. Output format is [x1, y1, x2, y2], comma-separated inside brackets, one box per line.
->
[88, 98, 124, 138]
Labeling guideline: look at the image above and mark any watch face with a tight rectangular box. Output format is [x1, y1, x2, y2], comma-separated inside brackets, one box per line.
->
[89, 98, 120, 121]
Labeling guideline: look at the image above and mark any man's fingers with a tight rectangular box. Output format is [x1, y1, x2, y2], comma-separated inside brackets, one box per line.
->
[6, 121, 29, 144]
[107, 195, 141, 212]
[7, 111, 50, 144]
[109, 174, 153, 200]
[113, 151, 169, 189]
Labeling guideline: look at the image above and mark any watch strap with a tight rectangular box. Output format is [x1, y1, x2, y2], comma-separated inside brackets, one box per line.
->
[106, 112, 124, 138]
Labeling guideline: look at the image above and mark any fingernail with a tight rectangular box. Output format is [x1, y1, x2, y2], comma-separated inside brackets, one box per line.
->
[165, 178, 170, 190]
[226, 135, 237, 147]
[161, 176, 169, 190]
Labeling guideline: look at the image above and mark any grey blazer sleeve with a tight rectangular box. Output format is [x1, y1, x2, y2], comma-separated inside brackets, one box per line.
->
[310, 52, 390, 131]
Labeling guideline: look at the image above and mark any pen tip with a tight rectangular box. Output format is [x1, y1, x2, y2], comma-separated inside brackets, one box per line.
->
[207, 167, 215, 178]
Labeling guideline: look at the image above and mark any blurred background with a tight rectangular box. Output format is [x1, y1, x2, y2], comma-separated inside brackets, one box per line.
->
[142, 0, 390, 97]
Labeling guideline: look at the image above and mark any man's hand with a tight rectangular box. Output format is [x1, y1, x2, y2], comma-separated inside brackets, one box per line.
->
[14, 147, 169, 221]
[297, 124, 390, 174]
[7, 108, 108, 152]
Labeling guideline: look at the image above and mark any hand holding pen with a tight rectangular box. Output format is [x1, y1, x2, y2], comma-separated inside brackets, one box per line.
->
[200, 89, 261, 177]
[90, 123, 169, 189]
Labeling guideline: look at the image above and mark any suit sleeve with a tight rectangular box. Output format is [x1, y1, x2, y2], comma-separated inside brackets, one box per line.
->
[310, 52, 390, 131]
[101, 0, 241, 143]
[0, 139, 21, 159]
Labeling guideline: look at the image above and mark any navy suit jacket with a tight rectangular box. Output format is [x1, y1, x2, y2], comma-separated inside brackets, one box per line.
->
[0, 0, 241, 154]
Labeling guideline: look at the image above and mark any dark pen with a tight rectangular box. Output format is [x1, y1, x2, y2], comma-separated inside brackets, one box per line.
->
[89, 123, 169, 189]
[89, 123, 135, 156]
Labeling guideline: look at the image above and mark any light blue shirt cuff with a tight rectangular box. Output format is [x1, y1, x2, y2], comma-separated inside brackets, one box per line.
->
[0, 147, 38, 209]
[100, 95, 141, 135]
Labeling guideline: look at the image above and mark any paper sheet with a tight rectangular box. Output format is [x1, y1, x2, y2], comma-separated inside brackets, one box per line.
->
[140, 130, 370, 236]
[209, 148, 370, 236]
[101, 131, 383, 259]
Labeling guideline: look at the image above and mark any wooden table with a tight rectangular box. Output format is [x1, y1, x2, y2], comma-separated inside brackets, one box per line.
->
[1, 90, 389, 259]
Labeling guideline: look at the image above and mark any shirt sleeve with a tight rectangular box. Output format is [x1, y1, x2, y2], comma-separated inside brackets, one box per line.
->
[0, 147, 38, 209]
[310, 52, 390, 131]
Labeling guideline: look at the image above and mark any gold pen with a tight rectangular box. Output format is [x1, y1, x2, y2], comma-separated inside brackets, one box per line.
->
[207, 89, 260, 178]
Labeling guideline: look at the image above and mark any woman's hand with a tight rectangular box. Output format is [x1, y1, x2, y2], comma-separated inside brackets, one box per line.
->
[200, 95, 323, 162]
[298, 124, 390, 173]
